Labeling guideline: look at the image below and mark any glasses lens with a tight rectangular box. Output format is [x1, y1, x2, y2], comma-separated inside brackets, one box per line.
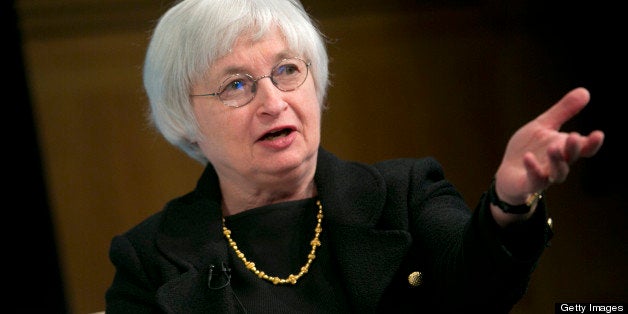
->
[218, 74, 255, 107]
[271, 58, 309, 92]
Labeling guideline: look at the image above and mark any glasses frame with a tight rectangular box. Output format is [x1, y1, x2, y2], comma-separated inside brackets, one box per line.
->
[190, 57, 311, 108]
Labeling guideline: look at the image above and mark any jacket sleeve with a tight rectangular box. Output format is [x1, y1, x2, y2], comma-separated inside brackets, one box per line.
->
[377, 157, 552, 313]
[106, 234, 162, 314]
[460, 189, 552, 312]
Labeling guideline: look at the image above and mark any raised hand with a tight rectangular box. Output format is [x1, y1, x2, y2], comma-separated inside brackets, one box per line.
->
[493, 87, 605, 217]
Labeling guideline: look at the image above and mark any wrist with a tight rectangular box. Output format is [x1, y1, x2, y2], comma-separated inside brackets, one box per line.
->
[488, 179, 543, 214]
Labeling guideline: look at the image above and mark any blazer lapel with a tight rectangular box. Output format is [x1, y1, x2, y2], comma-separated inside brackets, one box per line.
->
[327, 223, 411, 311]
[315, 148, 412, 311]
[154, 166, 243, 313]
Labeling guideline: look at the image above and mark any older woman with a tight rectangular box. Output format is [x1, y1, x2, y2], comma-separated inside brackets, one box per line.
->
[105, 0, 604, 313]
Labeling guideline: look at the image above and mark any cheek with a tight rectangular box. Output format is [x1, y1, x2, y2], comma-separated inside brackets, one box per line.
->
[194, 104, 253, 148]
[293, 76, 319, 107]
[293, 97, 322, 145]
[195, 117, 240, 163]
[192, 103, 215, 135]
[193, 103, 228, 146]
[300, 85, 322, 125]
[305, 104, 321, 129]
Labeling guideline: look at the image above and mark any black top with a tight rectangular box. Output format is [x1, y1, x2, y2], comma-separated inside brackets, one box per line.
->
[224, 198, 350, 313]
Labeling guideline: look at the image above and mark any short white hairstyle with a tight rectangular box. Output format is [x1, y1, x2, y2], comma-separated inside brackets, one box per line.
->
[143, 0, 329, 164]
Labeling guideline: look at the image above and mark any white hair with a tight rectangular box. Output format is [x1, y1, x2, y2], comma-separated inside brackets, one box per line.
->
[143, 0, 329, 164]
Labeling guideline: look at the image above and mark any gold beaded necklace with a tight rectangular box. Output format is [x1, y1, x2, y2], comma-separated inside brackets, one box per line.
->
[221, 199, 323, 285]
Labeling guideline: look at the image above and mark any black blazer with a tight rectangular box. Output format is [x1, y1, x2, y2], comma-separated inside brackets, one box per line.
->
[106, 147, 552, 313]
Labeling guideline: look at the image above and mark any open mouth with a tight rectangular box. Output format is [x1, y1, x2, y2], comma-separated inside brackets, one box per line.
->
[260, 128, 294, 141]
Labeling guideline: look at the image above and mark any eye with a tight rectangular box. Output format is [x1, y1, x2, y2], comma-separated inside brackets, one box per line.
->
[222, 78, 247, 92]
[274, 63, 300, 77]
[218, 74, 252, 98]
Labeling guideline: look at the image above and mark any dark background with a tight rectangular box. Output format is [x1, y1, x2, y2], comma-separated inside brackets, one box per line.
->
[5, 0, 67, 312]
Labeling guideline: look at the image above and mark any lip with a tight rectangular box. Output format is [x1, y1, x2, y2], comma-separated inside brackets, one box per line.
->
[256, 125, 298, 149]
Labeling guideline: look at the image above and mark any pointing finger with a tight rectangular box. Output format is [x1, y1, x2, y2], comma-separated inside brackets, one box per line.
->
[536, 87, 591, 130]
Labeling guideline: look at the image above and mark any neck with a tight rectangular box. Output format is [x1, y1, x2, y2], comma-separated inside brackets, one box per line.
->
[219, 174, 317, 216]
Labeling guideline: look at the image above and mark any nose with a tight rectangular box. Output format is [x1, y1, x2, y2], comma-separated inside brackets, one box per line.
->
[253, 76, 288, 116]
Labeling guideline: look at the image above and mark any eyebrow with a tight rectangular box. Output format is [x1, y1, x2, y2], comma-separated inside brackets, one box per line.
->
[215, 50, 297, 79]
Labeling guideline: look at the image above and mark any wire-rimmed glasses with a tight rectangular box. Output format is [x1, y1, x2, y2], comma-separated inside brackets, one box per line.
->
[190, 57, 311, 108]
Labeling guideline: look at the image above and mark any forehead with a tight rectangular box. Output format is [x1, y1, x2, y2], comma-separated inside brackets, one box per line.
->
[209, 28, 295, 77]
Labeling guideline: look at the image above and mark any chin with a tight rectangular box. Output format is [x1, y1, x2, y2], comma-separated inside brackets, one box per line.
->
[264, 149, 316, 174]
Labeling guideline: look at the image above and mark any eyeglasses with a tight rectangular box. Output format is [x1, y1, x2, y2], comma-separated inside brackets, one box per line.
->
[191, 57, 311, 108]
